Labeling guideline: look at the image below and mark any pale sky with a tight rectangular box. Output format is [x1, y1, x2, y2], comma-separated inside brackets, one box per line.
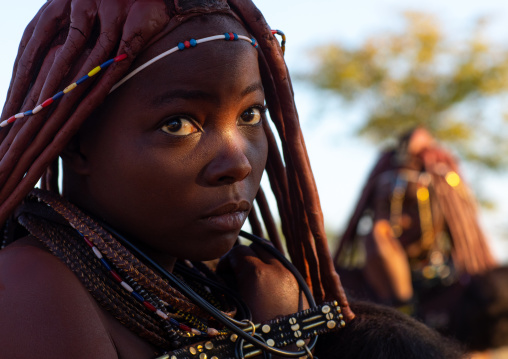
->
[1, 0, 507, 262]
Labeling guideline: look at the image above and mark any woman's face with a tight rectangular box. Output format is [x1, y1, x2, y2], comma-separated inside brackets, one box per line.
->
[75, 15, 268, 261]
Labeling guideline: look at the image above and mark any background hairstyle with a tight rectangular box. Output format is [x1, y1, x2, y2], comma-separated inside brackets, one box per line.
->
[334, 127, 496, 275]
[0, 0, 352, 320]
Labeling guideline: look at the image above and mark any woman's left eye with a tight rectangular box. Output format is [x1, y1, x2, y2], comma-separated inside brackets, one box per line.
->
[238, 106, 265, 126]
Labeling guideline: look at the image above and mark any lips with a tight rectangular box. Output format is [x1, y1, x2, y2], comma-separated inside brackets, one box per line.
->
[201, 201, 251, 232]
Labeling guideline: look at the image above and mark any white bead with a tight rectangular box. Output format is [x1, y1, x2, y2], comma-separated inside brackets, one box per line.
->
[32, 105, 43, 114]
[207, 328, 219, 336]
[121, 282, 134, 292]
[14, 113, 24, 119]
[92, 247, 103, 259]
[0, 120, 8, 127]
[156, 309, 168, 319]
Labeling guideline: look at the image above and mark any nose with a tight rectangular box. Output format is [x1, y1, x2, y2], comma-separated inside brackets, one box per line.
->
[202, 130, 252, 186]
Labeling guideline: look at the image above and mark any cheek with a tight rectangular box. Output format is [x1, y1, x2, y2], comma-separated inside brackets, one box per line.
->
[247, 129, 268, 178]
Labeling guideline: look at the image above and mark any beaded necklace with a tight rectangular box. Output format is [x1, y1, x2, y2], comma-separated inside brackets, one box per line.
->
[17, 190, 345, 358]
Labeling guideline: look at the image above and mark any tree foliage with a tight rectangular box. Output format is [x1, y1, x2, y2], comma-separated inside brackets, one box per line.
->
[305, 12, 508, 169]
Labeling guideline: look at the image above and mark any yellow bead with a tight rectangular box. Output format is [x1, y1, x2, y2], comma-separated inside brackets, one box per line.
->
[87, 65, 101, 77]
[63, 83, 77, 93]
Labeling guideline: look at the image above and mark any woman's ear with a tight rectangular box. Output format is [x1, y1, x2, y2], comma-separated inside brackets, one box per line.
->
[60, 134, 90, 175]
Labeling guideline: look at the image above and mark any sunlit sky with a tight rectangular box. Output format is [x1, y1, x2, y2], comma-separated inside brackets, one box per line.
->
[1, 0, 507, 262]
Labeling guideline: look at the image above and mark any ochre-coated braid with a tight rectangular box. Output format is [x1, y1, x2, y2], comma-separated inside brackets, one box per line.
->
[18, 213, 173, 349]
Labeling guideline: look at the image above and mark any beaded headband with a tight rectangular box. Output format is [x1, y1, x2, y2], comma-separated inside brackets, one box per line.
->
[1, 30, 285, 128]
[110, 32, 260, 93]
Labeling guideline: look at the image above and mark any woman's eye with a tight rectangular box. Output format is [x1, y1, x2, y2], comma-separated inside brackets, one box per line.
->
[161, 117, 199, 136]
[238, 106, 265, 125]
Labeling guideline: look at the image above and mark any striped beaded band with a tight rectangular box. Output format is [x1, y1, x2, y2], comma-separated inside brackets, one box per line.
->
[0, 54, 128, 128]
[1, 30, 284, 128]
[70, 222, 223, 338]
[109, 32, 259, 93]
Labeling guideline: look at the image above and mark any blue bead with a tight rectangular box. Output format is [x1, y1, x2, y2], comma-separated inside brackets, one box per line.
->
[178, 42, 185, 50]
[169, 318, 180, 326]
[76, 74, 89, 85]
[251, 39, 256, 46]
[52, 91, 64, 101]
[100, 257, 112, 271]
[233, 33, 238, 41]
[100, 58, 115, 68]
[224, 33, 230, 40]
[24, 110, 33, 116]
[132, 291, 144, 302]
[190, 39, 197, 47]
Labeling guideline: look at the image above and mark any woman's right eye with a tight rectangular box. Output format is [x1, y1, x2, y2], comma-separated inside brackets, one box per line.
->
[161, 117, 199, 136]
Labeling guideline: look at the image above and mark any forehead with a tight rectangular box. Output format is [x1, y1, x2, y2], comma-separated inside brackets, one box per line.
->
[133, 14, 254, 74]
[107, 14, 260, 102]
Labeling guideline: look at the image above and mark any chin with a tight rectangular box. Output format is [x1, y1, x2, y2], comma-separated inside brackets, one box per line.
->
[178, 232, 239, 261]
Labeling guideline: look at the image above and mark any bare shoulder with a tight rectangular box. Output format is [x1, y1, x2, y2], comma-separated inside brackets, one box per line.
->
[0, 236, 118, 359]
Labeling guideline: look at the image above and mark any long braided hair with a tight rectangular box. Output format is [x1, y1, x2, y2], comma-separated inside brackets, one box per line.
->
[334, 127, 496, 277]
[0, 0, 353, 341]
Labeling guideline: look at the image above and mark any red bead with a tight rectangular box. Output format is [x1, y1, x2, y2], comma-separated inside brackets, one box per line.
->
[114, 54, 128, 62]
[110, 270, 123, 283]
[83, 236, 94, 248]
[180, 324, 191, 332]
[184, 40, 191, 48]
[271, 30, 277, 35]
[6, 116, 16, 124]
[143, 301, 157, 312]
[229, 32, 234, 41]
[41, 98, 54, 107]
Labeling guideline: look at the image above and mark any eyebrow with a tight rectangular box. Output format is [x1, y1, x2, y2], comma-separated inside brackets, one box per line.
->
[240, 82, 264, 97]
[151, 82, 264, 108]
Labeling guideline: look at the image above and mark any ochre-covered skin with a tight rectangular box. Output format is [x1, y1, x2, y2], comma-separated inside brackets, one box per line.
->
[0, 3, 353, 356]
